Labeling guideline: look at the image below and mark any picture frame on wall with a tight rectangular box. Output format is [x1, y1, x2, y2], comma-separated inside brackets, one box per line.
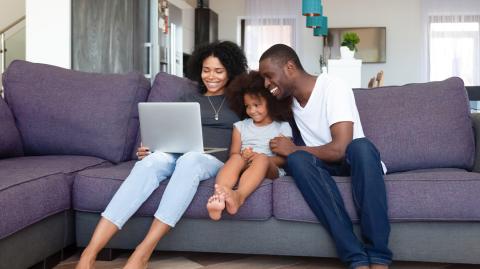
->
[326, 27, 386, 63]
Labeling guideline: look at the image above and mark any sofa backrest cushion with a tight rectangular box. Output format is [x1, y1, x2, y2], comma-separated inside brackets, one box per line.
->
[131, 72, 197, 159]
[148, 72, 198, 102]
[0, 97, 23, 158]
[354, 77, 475, 173]
[3, 60, 150, 163]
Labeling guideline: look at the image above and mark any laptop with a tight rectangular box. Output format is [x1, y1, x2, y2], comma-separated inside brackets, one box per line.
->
[138, 102, 227, 154]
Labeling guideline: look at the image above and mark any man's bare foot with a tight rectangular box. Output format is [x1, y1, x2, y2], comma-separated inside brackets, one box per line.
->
[216, 185, 242, 215]
[371, 264, 388, 269]
[207, 193, 225, 220]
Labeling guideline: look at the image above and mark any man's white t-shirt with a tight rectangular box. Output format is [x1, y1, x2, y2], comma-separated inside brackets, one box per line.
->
[293, 73, 387, 173]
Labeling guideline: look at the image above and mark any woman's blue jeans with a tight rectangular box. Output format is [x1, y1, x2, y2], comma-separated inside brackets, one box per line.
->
[102, 151, 223, 228]
[286, 138, 392, 269]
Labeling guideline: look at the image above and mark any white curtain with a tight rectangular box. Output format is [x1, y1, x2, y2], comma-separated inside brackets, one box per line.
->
[429, 15, 480, 85]
[421, 0, 480, 84]
[244, 0, 300, 70]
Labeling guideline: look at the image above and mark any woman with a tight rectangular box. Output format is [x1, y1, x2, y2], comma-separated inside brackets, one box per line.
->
[76, 41, 248, 269]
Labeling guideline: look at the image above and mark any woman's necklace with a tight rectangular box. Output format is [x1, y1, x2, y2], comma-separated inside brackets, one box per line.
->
[207, 96, 226, 121]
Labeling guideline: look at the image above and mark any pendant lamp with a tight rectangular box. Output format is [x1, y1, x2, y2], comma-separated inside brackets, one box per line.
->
[302, 0, 322, 16]
[313, 16, 328, 36]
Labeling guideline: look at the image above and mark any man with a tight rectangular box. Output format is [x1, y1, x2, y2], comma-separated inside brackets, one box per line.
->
[260, 44, 392, 269]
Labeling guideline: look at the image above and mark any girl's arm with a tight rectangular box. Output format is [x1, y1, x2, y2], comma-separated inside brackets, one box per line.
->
[229, 127, 242, 156]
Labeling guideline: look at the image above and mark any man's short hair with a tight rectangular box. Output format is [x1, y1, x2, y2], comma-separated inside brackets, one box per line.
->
[259, 44, 304, 71]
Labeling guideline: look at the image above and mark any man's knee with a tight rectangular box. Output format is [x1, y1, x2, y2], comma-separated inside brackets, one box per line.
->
[287, 150, 314, 169]
[347, 138, 379, 158]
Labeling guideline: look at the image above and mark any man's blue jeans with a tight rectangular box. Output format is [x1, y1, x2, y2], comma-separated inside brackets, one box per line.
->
[286, 138, 392, 268]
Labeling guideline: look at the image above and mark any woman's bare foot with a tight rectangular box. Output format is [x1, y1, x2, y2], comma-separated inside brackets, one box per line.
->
[216, 185, 243, 215]
[207, 193, 225, 220]
[123, 250, 148, 269]
[75, 253, 95, 269]
[370, 264, 388, 269]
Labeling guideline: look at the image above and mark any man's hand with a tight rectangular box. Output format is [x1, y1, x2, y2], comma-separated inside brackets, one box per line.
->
[270, 135, 297, 157]
[136, 143, 150, 160]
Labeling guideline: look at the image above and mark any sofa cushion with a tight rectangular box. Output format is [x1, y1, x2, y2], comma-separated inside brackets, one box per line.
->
[3, 60, 150, 163]
[0, 156, 107, 239]
[148, 72, 197, 102]
[273, 169, 480, 223]
[73, 161, 272, 220]
[354, 77, 474, 173]
[0, 97, 23, 158]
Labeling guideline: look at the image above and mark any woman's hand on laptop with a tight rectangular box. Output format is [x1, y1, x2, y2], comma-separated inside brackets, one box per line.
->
[137, 143, 151, 160]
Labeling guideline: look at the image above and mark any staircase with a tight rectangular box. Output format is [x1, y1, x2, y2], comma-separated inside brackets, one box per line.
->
[0, 16, 25, 97]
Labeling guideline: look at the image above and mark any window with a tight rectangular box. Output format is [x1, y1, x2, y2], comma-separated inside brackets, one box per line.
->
[241, 17, 296, 70]
[429, 15, 480, 85]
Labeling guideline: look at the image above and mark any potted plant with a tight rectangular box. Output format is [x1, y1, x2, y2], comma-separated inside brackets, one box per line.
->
[340, 32, 360, 59]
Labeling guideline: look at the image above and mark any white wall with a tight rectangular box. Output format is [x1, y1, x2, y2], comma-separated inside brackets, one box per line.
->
[210, 0, 424, 87]
[324, 0, 423, 87]
[26, 0, 71, 69]
[210, 0, 323, 74]
[0, 0, 25, 31]
[182, 7, 195, 54]
[210, 0, 245, 43]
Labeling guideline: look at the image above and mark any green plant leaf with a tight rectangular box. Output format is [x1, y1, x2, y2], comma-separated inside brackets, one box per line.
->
[341, 32, 360, 51]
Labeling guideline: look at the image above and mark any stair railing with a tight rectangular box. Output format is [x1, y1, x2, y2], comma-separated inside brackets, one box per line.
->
[0, 16, 25, 96]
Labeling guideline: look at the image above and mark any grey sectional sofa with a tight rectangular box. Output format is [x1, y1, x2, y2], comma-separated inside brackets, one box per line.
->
[1, 60, 479, 269]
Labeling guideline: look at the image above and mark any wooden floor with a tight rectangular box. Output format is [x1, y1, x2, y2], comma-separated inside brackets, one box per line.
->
[54, 250, 478, 269]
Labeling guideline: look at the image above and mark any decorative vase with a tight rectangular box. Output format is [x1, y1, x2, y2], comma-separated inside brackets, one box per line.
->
[340, 46, 355, 59]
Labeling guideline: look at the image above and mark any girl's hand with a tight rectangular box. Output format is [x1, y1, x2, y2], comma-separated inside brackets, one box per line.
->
[137, 143, 150, 160]
[241, 147, 254, 161]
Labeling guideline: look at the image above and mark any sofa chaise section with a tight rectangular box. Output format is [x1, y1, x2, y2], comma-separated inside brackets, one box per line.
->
[0, 155, 107, 269]
[0, 60, 151, 269]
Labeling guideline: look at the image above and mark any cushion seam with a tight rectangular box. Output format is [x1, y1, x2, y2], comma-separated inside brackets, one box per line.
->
[121, 74, 145, 163]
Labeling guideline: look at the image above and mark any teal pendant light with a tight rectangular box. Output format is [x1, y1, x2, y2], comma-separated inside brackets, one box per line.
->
[313, 16, 328, 36]
[302, 0, 322, 16]
[306, 15, 322, 28]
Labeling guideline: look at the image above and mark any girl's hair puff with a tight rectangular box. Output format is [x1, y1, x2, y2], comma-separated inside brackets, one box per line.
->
[225, 71, 292, 122]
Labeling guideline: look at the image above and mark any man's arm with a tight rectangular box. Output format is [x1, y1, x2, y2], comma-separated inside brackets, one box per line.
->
[270, 121, 353, 163]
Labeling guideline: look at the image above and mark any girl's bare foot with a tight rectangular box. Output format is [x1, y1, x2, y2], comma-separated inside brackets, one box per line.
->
[207, 193, 225, 220]
[216, 185, 243, 215]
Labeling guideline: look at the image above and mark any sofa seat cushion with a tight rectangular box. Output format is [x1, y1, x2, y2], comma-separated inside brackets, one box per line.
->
[0, 156, 107, 239]
[273, 169, 480, 223]
[3, 60, 150, 164]
[73, 161, 272, 220]
[0, 97, 23, 158]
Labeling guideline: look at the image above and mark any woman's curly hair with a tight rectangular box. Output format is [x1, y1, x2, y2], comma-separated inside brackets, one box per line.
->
[225, 71, 292, 122]
[187, 41, 248, 94]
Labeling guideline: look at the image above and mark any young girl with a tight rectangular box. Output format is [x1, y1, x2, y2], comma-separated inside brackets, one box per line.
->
[206, 71, 292, 220]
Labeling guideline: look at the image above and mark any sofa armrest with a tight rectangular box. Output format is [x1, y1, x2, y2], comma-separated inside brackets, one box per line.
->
[472, 113, 480, 172]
